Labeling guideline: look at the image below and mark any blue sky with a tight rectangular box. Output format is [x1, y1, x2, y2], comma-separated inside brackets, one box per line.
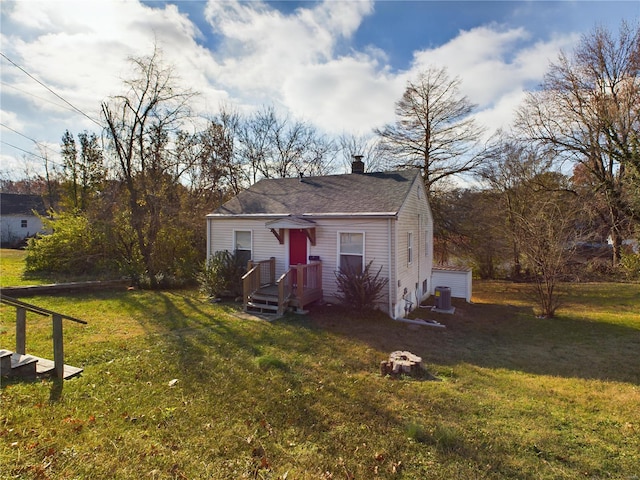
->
[1, 1, 638, 177]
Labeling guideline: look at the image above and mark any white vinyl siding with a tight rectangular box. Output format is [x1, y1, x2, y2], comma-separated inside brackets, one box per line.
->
[1, 215, 47, 244]
[393, 176, 433, 319]
[431, 268, 472, 302]
[208, 218, 288, 276]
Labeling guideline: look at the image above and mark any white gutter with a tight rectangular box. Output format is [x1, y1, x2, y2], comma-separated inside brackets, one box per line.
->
[206, 212, 398, 219]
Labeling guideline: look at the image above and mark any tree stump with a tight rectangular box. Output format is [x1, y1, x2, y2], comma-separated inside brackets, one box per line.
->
[380, 351, 423, 378]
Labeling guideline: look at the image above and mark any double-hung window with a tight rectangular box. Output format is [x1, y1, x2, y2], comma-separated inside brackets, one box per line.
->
[338, 232, 364, 274]
[407, 232, 413, 265]
[21, 220, 28, 228]
[234, 230, 252, 267]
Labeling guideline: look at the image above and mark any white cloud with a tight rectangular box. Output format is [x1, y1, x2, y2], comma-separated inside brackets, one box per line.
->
[281, 55, 402, 134]
[203, 0, 375, 103]
[409, 25, 580, 136]
[0, 0, 597, 180]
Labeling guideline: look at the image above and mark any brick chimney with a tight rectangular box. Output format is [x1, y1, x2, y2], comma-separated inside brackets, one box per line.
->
[351, 155, 365, 174]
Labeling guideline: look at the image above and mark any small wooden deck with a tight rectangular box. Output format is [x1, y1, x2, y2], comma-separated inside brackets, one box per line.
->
[242, 259, 323, 316]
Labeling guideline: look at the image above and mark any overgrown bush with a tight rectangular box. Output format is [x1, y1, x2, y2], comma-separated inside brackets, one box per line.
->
[620, 251, 640, 280]
[335, 260, 388, 313]
[197, 250, 245, 299]
[25, 211, 118, 276]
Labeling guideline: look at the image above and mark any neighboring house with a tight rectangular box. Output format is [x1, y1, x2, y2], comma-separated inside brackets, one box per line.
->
[207, 158, 437, 319]
[0, 193, 48, 247]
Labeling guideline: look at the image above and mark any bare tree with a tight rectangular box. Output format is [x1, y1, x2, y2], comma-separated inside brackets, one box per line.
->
[101, 48, 196, 286]
[480, 136, 581, 316]
[517, 21, 640, 265]
[338, 133, 385, 173]
[376, 66, 486, 195]
[236, 106, 335, 181]
[518, 196, 579, 318]
[480, 137, 560, 279]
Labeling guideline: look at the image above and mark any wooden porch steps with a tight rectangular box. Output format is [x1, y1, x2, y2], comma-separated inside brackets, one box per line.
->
[0, 349, 83, 380]
[247, 288, 281, 315]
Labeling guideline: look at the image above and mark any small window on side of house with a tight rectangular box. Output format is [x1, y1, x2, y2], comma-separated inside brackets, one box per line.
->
[234, 230, 252, 267]
[21, 219, 28, 228]
[338, 232, 364, 274]
[408, 232, 413, 265]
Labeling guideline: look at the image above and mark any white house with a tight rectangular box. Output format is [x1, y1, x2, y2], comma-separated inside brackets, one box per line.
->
[0, 193, 48, 247]
[206, 158, 435, 319]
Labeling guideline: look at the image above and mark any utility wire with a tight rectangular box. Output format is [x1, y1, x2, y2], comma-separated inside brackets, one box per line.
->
[1, 141, 64, 168]
[0, 122, 60, 157]
[0, 81, 76, 113]
[0, 51, 104, 128]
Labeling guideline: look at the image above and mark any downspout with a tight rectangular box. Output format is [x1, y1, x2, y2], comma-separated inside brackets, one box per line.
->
[206, 218, 211, 261]
[388, 217, 393, 319]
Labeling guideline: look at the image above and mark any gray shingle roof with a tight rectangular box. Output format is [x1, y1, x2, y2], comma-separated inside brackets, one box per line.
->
[212, 169, 421, 216]
[0, 193, 47, 216]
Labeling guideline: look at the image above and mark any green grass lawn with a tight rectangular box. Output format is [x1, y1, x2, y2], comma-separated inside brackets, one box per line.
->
[0, 248, 38, 287]
[1, 273, 639, 478]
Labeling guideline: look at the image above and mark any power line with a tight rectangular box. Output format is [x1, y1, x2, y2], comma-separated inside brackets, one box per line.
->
[1, 141, 64, 168]
[0, 81, 77, 114]
[0, 122, 60, 157]
[0, 51, 104, 129]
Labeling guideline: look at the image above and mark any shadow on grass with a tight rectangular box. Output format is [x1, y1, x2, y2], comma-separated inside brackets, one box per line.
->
[304, 299, 640, 385]
[81, 286, 639, 386]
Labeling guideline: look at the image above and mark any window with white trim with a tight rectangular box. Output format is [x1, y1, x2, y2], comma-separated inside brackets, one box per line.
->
[338, 232, 364, 274]
[234, 230, 252, 267]
[407, 232, 413, 265]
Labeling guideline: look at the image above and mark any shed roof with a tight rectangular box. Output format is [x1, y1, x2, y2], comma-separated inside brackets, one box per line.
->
[0, 193, 47, 216]
[210, 169, 422, 217]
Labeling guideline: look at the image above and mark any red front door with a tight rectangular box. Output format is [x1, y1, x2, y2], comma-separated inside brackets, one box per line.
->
[289, 229, 308, 288]
[289, 229, 308, 266]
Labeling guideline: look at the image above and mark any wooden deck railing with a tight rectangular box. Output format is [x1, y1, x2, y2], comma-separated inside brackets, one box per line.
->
[244, 259, 323, 315]
[242, 257, 276, 310]
[0, 294, 87, 379]
[247, 257, 276, 286]
[281, 261, 323, 312]
[276, 270, 293, 316]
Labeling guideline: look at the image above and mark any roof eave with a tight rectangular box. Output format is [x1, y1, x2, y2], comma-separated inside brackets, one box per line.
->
[206, 212, 398, 219]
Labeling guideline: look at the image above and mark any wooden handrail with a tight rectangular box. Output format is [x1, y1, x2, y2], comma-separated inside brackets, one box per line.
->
[242, 264, 261, 310]
[247, 257, 276, 286]
[276, 270, 293, 316]
[0, 295, 87, 324]
[0, 294, 87, 379]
